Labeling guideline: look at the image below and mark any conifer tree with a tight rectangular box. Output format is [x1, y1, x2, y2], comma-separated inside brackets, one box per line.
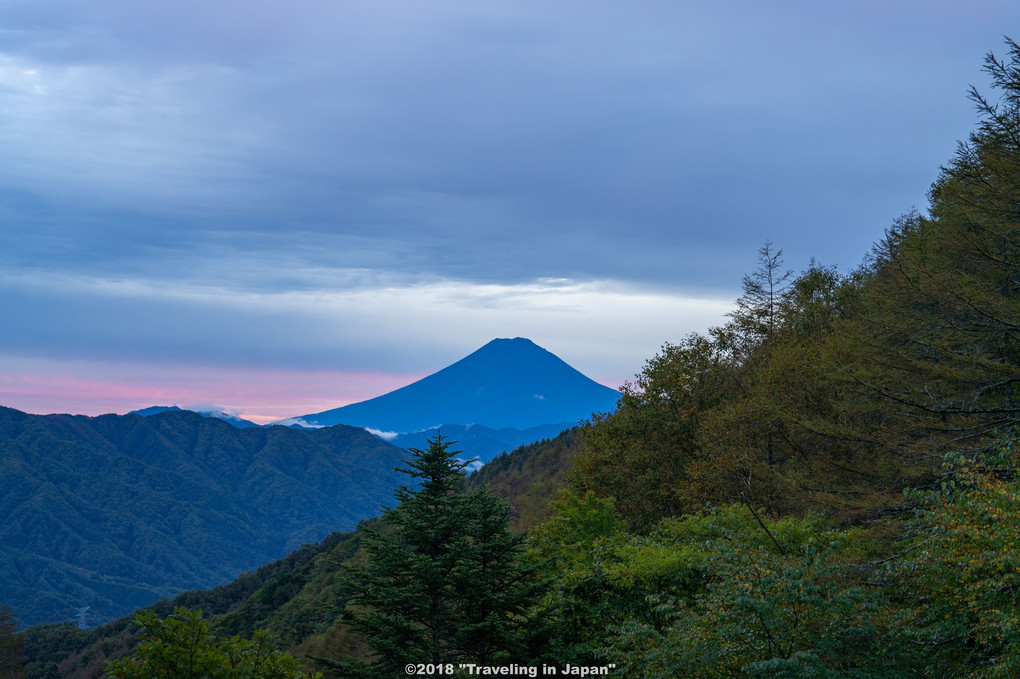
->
[325, 433, 542, 678]
[848, 38, 1020, 460]
[728, 240, 794, 357]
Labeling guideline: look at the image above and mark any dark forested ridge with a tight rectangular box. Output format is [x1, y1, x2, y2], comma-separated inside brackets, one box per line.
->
[21, 529, 355, 678]
[0, 407, 408, 627]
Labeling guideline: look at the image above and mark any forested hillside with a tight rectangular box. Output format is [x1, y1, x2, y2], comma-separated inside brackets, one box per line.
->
[463, 428, 581, 531]
[0, 408, 407, 627]
[20, 429, 579, 678]
[21, 530, 358, 677]
[10, 38, 1020, 679]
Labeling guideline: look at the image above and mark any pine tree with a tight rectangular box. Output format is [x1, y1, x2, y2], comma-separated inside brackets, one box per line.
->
[324, 433, 543, 678]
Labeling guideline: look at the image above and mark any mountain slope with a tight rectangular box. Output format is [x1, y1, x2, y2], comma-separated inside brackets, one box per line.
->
[23, 430, 583, 678]
[21, 430, 583, 672]
[0, 407, 407, 627]
[299, 338, 620, 431]
[389, 422, 573, 466]
[22, 530, 357, 678]
[462, 427, 582, 532]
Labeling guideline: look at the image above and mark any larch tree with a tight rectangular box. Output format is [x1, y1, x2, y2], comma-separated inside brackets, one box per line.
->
[847, 38, 1020, 464]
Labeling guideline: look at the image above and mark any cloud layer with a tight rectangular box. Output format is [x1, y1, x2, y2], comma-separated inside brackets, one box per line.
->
[1, 1, 1016, 418]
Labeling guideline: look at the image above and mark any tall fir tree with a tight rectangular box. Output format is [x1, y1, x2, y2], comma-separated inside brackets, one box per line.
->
[324, 433, 543, 678]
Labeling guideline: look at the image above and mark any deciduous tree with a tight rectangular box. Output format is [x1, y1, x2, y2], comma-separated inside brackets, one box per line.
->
[103, 607, 315, 679]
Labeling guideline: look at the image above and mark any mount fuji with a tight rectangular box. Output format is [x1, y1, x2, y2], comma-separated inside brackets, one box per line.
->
[296, 338, 620, 434]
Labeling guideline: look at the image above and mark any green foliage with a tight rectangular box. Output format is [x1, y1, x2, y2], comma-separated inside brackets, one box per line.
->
[572, 334, 733, 529]
[325, 434, 544, 677]
[571, 253, 894, 525]
[889, 443, 1020, 677]
[848, 39, 1020, 458]
[532, 491, 620, 551]
[526, 491, 631, 665]
[612, 525, 893, 678]
[533, 499, 903, 677]
[463, 428, 582, 532]
[103, 607, 317, 679]
[728, 240, 795, 356]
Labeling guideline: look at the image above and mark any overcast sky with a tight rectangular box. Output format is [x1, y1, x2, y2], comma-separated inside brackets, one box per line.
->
[1, 1, 1016, 423]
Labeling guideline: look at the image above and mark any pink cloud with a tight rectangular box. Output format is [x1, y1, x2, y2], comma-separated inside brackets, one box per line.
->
[0, 358, 424, 424]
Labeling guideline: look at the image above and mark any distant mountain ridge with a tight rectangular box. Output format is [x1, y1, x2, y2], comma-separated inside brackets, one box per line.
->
[0, 407, 409, 626]
[131, 405, 260, 428]
[389, 422, 573, 467]
[298, 338, 620, 432]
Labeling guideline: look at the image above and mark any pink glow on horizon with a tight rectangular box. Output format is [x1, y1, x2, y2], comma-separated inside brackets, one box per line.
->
[0, 363, 426, 423]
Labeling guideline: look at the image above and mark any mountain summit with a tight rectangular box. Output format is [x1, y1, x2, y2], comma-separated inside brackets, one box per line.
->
[298, 338, 620, 432]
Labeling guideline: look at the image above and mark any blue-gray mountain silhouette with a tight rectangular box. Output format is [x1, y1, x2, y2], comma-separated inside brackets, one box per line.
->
[131, 405, 260, 428]
[298, 337, 620, 432]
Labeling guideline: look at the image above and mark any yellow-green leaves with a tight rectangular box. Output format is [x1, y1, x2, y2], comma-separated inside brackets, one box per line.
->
[104, 607, 316, 679]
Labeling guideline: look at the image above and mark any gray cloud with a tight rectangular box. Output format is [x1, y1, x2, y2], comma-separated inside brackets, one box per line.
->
[1, 2, 1001, 290]
[0, 1, 1017, 413]
[0, 270, 731, 382]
